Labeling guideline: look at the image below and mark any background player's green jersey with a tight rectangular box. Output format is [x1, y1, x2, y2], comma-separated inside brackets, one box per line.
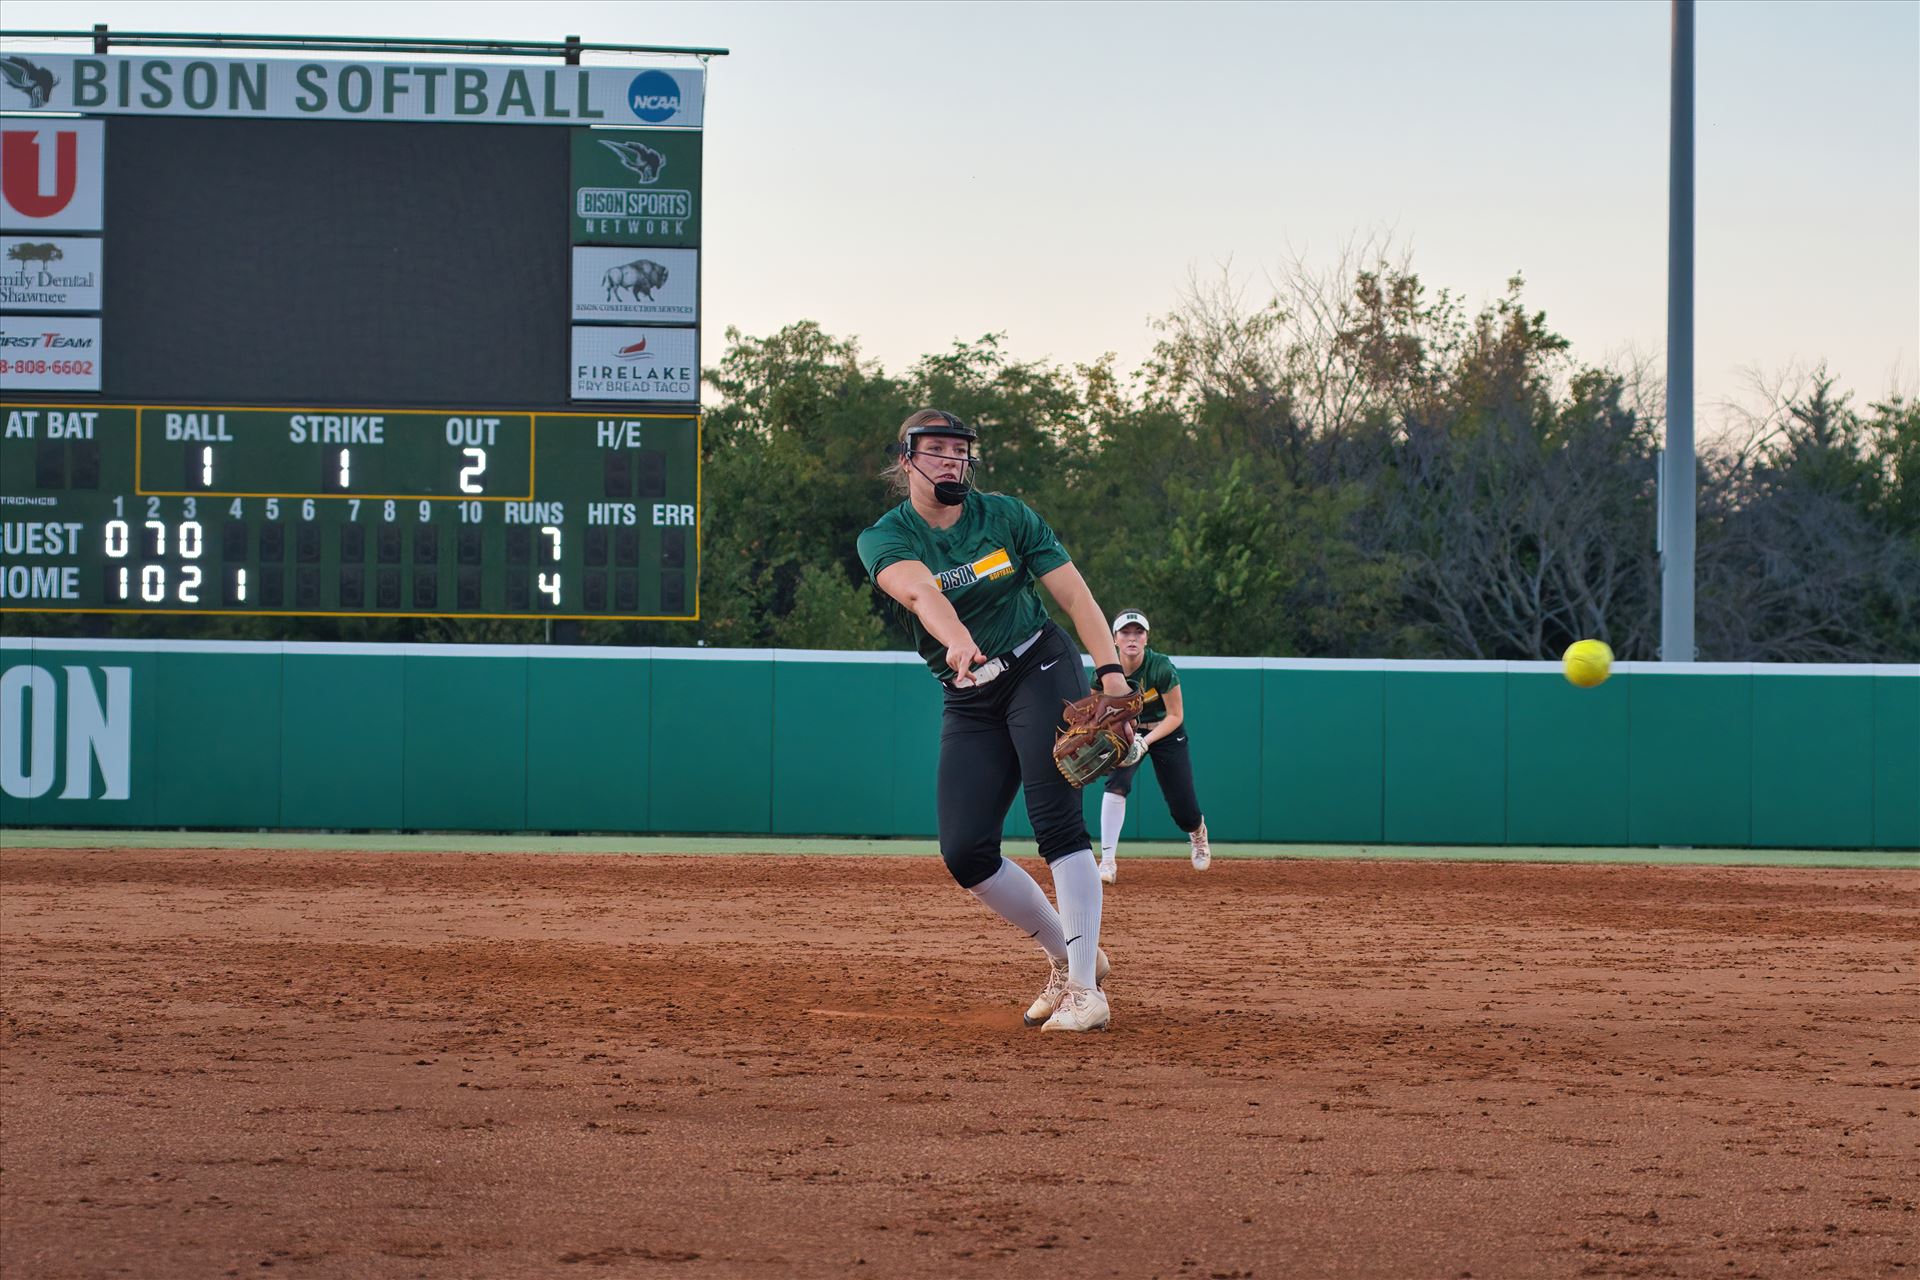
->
[1122, 647, 1180, 723]
[857, 491, 1072, 678]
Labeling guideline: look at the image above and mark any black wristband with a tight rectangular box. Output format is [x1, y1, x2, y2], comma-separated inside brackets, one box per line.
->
[1094, 663, 1125, 680]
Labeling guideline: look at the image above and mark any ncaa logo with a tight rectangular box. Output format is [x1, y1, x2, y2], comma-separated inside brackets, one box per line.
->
[627, 70, 681, 123]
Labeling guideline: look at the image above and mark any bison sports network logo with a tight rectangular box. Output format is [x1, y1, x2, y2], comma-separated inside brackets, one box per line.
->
[575, 136, 693, 238]
[0, 56, 58, 108]
[600, 138, 665, 183]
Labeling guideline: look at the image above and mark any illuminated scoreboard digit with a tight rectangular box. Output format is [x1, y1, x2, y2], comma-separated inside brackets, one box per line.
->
[144, 409, 536, 500]
[0, 403, 699, 620]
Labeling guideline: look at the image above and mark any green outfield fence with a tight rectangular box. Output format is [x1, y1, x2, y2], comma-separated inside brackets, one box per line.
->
[0, 639, 1915, 849]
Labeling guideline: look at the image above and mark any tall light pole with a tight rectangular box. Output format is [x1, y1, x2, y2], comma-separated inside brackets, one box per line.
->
[1661, 0, 1697, 662]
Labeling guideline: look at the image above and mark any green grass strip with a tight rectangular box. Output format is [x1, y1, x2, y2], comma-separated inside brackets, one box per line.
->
[3, 828, 1913, 869]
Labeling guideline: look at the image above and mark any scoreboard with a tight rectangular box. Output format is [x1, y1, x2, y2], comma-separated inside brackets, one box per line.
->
[0, 403, 697, 617]
[0, 37, 713, 620]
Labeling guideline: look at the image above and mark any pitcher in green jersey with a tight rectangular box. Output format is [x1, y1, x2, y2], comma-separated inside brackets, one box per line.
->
[1096, 609, 1211, 883]
[857, 409, 1136, 1033]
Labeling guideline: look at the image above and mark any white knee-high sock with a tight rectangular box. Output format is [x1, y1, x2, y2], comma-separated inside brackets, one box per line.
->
[1049, 849, 1103, 988]
[968, 857, 1068, 961]
[1100, 793, 1127, 863]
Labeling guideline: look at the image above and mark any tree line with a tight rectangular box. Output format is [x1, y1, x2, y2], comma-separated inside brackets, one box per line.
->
[688, 258, 1915, 662]
[26, 254, 1919, 661]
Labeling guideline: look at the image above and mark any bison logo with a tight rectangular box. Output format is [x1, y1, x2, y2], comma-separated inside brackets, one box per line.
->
[604, 258, 669, 302]
[0, 57, 58, 109]
[598, 138, 666, 184]
[5, 241, 63, 268]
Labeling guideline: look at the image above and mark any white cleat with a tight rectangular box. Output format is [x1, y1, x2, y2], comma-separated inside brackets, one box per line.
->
[1023, 948, 1111, 1026]
[1098, 859, 1118, 885]
[1189, 820, 1212, 871]
[1041, 981, 1111, 1032]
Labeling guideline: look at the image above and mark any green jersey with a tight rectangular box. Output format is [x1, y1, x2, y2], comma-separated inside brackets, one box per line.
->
[1122, 647, 1180, 723]
[857, 491, 1072, 678]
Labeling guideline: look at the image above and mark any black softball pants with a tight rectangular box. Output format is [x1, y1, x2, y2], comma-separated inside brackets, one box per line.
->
[937, 622, 1093, 888]
[1103, 728, 1204, 832]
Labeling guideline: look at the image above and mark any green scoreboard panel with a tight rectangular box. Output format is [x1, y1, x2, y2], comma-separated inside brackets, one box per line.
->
[0, 403, 698, 619]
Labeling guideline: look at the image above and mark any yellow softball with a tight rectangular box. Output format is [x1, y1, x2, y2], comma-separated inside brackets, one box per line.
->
[1562, 639, 1614, 688]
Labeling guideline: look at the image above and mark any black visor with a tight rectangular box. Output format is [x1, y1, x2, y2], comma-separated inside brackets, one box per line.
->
[888, 412, 979, 459]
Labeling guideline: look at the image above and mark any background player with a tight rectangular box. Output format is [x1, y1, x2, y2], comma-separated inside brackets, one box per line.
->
[858, 410, 1137, 1032]
[1097, 609, 1210, 881]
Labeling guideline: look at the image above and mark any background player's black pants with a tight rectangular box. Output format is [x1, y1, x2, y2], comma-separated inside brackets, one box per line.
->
[937, 622, 1093, 888]
[1103, 729, 1204, 832]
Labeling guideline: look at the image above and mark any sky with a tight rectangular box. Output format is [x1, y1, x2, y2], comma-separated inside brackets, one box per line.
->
[4, 0, 1915, 426]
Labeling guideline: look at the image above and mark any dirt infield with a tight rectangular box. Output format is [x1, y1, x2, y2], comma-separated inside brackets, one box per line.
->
[2, 849, 1915, 1279]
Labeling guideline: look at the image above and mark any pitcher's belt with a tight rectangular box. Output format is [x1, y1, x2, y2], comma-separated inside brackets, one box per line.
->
[941, 626, 1047, 686]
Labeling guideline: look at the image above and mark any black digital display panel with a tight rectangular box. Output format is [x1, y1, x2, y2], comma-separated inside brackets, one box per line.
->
[101, 117, 570, 406]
